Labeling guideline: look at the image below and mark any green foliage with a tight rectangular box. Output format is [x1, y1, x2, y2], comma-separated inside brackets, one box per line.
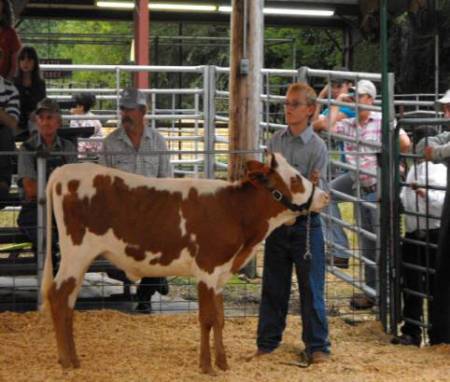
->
[265, 27, 343, 70]
[18, 19, 132, 88]
[16, 19, 350, 101]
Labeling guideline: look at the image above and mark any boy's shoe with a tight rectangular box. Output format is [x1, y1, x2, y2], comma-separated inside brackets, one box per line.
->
[311, 351, 330, 364]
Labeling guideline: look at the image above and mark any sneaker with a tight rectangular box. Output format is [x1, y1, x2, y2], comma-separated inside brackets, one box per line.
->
[327, 256, 349, 269]
[391, 334, 421, 347]
[350, 293, 375, 310]
[135, 302, 152, 314]
[311, 351, 330, 364]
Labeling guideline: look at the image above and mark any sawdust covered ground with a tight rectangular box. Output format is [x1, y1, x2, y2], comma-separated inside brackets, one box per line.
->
[1, 310, 450, 382]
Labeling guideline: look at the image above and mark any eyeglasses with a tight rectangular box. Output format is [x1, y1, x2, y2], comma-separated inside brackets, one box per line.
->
[283, 101, 309, 109]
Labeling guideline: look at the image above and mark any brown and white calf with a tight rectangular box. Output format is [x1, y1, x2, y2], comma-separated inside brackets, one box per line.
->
[41, 152, 329, 374]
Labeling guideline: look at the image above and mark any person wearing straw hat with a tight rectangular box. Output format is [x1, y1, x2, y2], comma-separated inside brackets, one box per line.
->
[100, 87, 172, 314]
[436, 89, 450, 119]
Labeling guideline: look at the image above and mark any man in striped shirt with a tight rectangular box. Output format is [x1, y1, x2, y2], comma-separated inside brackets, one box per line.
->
[0, 74, 19, 208]
[100, 87, 172, 314]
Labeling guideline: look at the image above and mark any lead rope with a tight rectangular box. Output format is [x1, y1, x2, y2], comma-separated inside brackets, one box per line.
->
[304, 212, 312, 260]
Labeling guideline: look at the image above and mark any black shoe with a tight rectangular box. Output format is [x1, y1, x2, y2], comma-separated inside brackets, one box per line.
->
[327, 256, 349, 269]
[156, 278, 169, 296]
[350, 293, 375, 310]
[391, 334, 421, 347]
[135, 302, 152, 314]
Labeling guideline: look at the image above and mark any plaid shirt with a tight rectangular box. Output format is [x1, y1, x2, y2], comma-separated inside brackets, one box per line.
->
[335, 111, 382, 187]
[100, 126, 172, 178]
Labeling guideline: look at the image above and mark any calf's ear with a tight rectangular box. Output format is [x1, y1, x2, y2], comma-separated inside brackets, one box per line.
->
[245, 160, 270, 186]
[268, 152, 278, 169]
[245, 160, 265, 173]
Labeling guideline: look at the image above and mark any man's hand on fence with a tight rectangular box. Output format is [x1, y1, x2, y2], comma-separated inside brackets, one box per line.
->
[424, 146, 434, 161]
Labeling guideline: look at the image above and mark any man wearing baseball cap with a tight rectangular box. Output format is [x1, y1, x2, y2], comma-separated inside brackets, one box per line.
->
[319, 79, 410, 309]
[17, 97, 77, 252]
[100, 87, 172, 314]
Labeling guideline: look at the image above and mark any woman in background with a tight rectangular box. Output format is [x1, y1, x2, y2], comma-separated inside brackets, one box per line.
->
[0, 0, 21, 80]
[14, 46, 46, 138]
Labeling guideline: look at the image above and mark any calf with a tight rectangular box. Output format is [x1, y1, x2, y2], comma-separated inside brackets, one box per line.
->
[41, 152, 329, 374]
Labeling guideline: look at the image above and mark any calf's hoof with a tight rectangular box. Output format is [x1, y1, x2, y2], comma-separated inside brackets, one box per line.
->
[216, 357, 229, 371]
[200, 366, 217, 376]
[58, 357, 80, 369]
[71, 357, 81, 368]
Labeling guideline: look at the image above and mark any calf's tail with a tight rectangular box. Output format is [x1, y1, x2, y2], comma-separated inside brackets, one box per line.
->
[40, 171, 56, 313]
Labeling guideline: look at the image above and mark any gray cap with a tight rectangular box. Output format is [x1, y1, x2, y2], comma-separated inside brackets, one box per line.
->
[36, 98, 61, 114]
[119, 87, 147, 109]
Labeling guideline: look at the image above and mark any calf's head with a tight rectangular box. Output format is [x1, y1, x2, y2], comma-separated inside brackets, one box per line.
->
[246, 152, 329, 214]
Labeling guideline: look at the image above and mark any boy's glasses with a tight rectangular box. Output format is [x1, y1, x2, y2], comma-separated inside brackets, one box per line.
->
[284, 101, 308, 109]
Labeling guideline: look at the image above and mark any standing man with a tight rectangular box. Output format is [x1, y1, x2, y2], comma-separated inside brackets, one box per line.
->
[0, 73, 19, 207]
[100, 87, 171, 314]
[17, 98, 77, 248]
[254, 82, 331, 364]
[416, 89, 450, 344]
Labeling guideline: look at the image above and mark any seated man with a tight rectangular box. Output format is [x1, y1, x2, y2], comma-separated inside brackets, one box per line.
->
[17, 98, 77, 251]
[100, 87, 171, 314]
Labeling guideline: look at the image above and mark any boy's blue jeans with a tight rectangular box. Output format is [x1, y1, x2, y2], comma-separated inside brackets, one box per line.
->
[257, 214, 330, 355]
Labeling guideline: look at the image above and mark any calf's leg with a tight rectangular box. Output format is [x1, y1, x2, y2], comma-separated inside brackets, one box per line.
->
[47, 258, 90, 368]
[212, 293, 228, 370]
[197, 282, 228, 374]
[47, 276, 79, 368]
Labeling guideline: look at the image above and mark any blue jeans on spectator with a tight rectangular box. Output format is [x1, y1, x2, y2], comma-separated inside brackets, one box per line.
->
[359, 190, 378, 290]
[257, 214, 330, 355]
[323, 172, 353, 260]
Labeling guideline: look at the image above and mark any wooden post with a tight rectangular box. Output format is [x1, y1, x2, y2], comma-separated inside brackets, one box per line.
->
[229, 0, 264, 278]
[228, 0, 264, 181]
[134, 0, 149, 89]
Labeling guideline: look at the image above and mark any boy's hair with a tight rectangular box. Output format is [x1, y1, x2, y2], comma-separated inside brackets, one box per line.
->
[72, 93, 96, 112]
[330, 66, 352, 86]
[287, 82, 317, 106]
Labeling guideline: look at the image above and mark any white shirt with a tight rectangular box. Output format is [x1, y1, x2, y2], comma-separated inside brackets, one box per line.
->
[70, 111, 103, 153]
[400, 162, 447, 232]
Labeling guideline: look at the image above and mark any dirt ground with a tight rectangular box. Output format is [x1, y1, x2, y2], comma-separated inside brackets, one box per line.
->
[1, 311, 450, 382]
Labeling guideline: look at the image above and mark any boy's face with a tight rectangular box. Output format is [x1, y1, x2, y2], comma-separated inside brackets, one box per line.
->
[284, 90, 315, 127]
[331, 82, 351, 98]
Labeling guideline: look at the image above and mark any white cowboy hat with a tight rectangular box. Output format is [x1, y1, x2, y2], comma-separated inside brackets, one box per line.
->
[437, 89, 450, 105]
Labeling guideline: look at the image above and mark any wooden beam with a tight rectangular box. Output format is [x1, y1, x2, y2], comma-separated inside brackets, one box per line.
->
[228, 0, 264, 181]
[134, 0, 149, 89]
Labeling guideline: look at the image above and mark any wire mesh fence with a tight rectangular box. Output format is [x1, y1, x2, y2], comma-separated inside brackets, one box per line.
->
[2, 64, 446, 329]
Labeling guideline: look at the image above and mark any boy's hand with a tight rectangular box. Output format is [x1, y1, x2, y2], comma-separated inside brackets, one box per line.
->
[309, 169, 320, 185]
